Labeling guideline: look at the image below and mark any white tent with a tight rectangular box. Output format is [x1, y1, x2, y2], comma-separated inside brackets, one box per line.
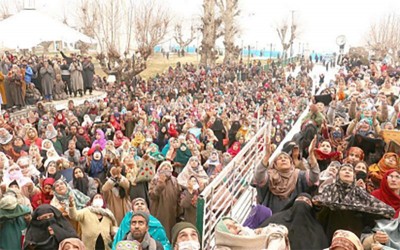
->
[0, 9, 94, 49]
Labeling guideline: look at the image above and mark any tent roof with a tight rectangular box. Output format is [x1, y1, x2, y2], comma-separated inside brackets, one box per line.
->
[0, 9, 94, 49]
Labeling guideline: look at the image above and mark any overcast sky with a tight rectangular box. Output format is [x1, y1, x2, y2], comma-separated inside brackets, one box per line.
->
[14, 0, 400, 54]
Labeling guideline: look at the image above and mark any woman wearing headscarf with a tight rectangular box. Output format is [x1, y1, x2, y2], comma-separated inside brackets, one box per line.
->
[361, 215, 400, 250]
[252, 136, 320, 213]
[88, 149, 106, 182]
[258, 193, 329, 250]
[0, 189, 31, 250]
[368, 152, 400, 191]
[149, 161, 181, 240]
[114, 130, 129, 148]
[242, 205, 272, 229]
[327, 230, 363, 250]
[69, 167, 97, 198]
[31, 177, 55, 210]
[58, 238, 86, 250]
[227, 142, 241, 158]
[313, 163, 395, 241]
[24, 204, 78, 250]
[177, 156, 209, 189]
[69, 194, 118, 250]
[313, 140, 342, 172]
[92, 129, 107, 150]
[42, 159, 63, 181]
[215, 217, 290, 250]
[371, 169, 400, 218]
[24, 127, 43, 150]
[203, 150, 222, 177]
[50, 179, 90, 215]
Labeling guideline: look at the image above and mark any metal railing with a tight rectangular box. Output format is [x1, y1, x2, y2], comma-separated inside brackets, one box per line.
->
[196, 121, 270, 249]
[196, 64, 329, 249]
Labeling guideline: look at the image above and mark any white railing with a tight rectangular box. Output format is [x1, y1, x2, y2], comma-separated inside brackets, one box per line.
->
[197, 65, 331, 249]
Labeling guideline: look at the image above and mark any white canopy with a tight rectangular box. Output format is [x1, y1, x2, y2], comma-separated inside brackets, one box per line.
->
[0, 9, 94, 49]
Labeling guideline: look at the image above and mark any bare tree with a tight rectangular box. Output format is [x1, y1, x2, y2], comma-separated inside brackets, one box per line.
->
[276, 11, 300, 59]
[93, 0, 171, 81]
[366, 12, 400, 62]
[217, 0, 240, 64]
[0, 0, 23, 20]
[200, 0, 222, 66]
[173, 23, 196, 56]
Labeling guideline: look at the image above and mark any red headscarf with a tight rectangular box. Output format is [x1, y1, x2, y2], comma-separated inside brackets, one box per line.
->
[30, 178, 55, 210]
[371, 169, 400, 218]
[227, 142, 241, 157]
[110, 115, 121, 131]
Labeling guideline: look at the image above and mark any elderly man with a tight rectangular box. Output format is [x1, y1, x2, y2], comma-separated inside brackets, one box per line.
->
[122, 211, 164, 250]
[112, 198, 171, 250]
[171, 222, 200, 250]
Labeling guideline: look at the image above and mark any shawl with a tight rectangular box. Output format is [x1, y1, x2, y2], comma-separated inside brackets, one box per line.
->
[314, 149, 341, 161]
[174, 143, 192, 166]
[24, 204, 78, 248]
[313, 179, 395, 218]
[177, 157, 209, 188]
[227, 142, 241, 157]
[259, 194, 329, 249]
[148, 143, 165, 162]
[92, 129, 107, 150]
[53, 179, 90, 210]
[215, 221, 267, 250]
[0, 203, 30, 219]
[267, 152, 300, 199]
[369, 152, 400, 183]
[114, 130, 129, 148]
[243, 205, 272, 229]
[87, 206, 118, 226]
[131, 132, 145, 147]
[374, 217, 400, 250]
[371, 169, 400, 218]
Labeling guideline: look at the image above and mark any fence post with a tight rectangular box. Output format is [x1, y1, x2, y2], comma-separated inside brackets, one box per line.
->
[196, 196, 206, 248]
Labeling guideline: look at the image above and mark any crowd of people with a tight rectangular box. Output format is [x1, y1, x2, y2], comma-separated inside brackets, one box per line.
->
[0, 51, 104, 111]
[214, 59, 400, 250]
[2, 47, 399, 250]
[0, 50, 314, 250]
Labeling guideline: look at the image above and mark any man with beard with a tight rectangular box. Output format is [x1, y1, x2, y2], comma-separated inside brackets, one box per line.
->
[113, 198, 171, 250]
[64, 140, 81, 167]
[124, 211, 164, 250]
[62, 125, 88, 152]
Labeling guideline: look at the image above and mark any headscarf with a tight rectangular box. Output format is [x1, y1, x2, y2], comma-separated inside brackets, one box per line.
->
[53, 179, 90, 210]
[147, 143, 165, 162]
[177, 156, 209, 188]
[92, 129, 107, 150]
[313, 164, 395, 218]
[72, 167, 89, 196]
[31, 177, 55, 210]
[82, 114, 93, 128]
[371, 169, 400, 218]
[24, 204, 78, 249]
[227, 142, 241, 157]
[131, 131, 145, 147]
[267, 152, 300, 199]
[369, 152, 399, 185]
[259, 193, 329, 249]
[242, 205, 272, 229]
[263, 223, 290, 250]
[329, 230, 363, 250]
[58, 238, 86, 250]
[114, 130, 129, 148]
[89, 149, 105, 178]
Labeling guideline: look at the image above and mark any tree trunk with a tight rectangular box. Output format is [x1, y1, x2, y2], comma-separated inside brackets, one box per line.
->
[221, 0, 240, 64]
[200, 0, 220, 66]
